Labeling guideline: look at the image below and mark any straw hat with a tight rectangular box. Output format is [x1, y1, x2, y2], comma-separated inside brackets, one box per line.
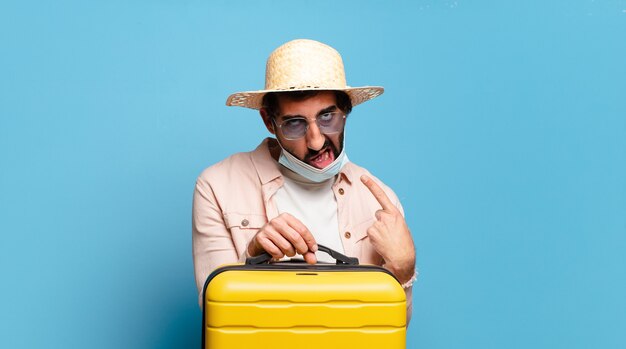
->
[226, 39, 384, 110]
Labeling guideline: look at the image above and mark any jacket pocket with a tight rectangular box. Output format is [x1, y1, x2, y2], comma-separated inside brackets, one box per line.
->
[351, 217, 376, 242]
[350, 217, 383, 265]
[223, 213, 267, 256]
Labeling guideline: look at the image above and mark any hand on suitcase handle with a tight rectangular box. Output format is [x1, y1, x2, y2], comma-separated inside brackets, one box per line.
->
[246, 212, 318, 264]
[246, 244, 359, 265]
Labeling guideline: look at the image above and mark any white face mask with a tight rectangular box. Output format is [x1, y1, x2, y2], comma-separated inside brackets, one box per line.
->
[277, 139, 349, 183]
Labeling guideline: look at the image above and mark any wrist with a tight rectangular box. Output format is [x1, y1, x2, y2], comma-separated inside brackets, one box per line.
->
[400, 270, 418, 289]
[383, 259, 416, 284]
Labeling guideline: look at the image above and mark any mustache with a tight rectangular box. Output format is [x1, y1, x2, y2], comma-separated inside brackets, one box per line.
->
[304, 141, 340, 162]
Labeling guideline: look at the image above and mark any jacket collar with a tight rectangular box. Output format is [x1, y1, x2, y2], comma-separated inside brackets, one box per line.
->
[250, 138, 283, 185]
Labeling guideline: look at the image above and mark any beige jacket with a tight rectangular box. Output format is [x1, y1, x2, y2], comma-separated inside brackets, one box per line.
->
[192, 138, 413, 322]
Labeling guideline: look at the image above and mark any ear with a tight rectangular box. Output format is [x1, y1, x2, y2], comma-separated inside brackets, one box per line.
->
[260, 108, 275, 135]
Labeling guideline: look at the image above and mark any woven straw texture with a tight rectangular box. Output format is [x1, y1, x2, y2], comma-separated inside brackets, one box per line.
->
[226, 39, 384, 110]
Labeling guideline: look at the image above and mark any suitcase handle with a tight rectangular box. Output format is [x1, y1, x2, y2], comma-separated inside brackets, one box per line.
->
[245, 244, 359, 265]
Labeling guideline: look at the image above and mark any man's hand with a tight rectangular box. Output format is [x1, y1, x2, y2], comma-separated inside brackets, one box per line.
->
[361, 175, 416, 284]
[247, 213, 318, 264]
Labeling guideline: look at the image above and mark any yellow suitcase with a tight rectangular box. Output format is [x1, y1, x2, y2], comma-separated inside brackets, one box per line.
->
[201, 245, 406, 349]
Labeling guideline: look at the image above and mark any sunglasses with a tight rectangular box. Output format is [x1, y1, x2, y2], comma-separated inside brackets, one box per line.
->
[273, 111, 346, 140]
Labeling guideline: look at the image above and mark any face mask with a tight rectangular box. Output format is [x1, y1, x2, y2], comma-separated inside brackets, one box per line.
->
[277, 139, 349, 183]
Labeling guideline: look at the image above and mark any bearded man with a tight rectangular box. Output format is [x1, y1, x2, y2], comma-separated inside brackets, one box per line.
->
[192, 39, 417, 322]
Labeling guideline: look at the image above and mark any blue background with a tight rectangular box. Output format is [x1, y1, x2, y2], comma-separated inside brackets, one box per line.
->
[1, 1, 625, 348]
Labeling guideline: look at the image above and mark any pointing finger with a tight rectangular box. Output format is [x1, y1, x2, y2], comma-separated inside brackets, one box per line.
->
[361, 175, 397, 212]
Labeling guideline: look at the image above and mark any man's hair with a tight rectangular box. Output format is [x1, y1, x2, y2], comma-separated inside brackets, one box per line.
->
[261, 90, 353, 118]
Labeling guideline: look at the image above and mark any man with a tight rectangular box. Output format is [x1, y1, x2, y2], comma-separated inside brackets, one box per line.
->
[192, 39, 417, 321]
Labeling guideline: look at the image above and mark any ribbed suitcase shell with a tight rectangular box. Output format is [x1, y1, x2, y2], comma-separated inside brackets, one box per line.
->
[202, 263, 406, 349]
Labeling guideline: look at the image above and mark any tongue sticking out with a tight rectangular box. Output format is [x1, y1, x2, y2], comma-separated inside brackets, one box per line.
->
[308, 148, 335, 169]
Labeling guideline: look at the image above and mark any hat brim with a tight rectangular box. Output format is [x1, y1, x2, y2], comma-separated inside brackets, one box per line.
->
[226, 86, 384, 110]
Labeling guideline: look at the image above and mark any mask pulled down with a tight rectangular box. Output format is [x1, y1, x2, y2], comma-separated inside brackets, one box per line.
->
[277, 140, 349, 183]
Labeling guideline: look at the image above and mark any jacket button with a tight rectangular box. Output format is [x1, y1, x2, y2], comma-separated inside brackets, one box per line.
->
[344, 231, 351, 239]
[338, 188, 345, 195]
[241, 219, 249, 227]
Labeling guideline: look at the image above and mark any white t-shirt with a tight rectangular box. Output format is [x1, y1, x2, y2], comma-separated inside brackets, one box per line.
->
[274, 166, 344, 263]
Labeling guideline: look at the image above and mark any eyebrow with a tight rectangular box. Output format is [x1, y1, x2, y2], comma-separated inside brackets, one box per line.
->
[280, 105, 338, 120]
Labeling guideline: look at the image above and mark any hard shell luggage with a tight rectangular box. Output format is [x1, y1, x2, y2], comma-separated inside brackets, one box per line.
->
[201, 245, 406, 349]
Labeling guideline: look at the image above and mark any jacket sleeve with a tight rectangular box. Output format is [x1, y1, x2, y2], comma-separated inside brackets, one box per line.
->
[393, 196, 415, 326]
[192, 176, 239, 307]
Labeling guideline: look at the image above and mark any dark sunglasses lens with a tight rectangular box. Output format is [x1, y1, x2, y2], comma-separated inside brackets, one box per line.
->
[318, 112, 343, 133]
[317, 113, 336, 127]
[282, 119, 307, 139]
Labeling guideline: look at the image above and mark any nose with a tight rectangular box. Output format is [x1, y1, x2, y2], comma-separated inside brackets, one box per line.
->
[305, 121, 325, 151]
